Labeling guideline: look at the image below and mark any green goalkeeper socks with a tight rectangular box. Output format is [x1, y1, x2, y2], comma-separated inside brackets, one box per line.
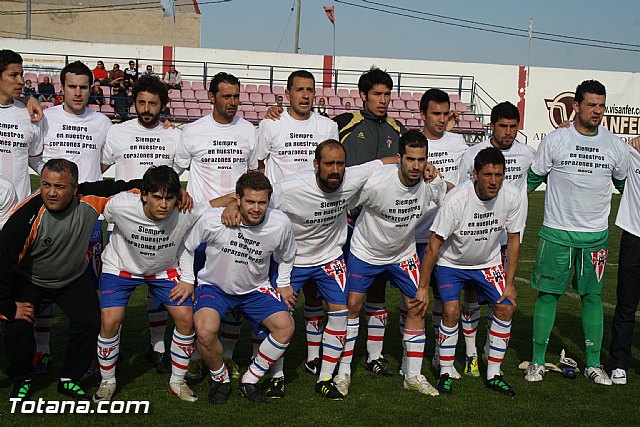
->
[532, 292, 561, 365]
[581, 293, 604, 368]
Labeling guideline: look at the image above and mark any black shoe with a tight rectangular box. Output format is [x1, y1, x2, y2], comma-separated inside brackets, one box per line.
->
[145, 346, 163, 366]
[238, 382, 269, 404]
[57, 380, 91, 401]
[263, 376, 285, 399]
[157, 351, 172, 374]
[208, 380, 231, 404]
[436, 373, 453, 394]
[11, 380, 33, 401]
[365, 357, 393, 377]
[304, 357, 321, 375]
[315, 379, 344, 400]
[487, 375, 516, 397]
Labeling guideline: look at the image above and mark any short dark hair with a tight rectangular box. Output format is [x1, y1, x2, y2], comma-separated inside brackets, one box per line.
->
[315, 139, 346, 163]
[574, 79, 606, 104]
[473, 147, 505, 173]
[287, 70, 315, 90]
[209, 72, 240, 95]
[61, 61, 93, 86]
[132, 75, 169, 106]
[42, 159, 79, 185]
[0, 49, 22, 74]
[358, 67, 393, 95]
[490, 101, 520, 125]
[236, 171, 272, 199]
[141, 166, 181, 199]
[399, 130, 428, 156]
[419, 89, 450, 113]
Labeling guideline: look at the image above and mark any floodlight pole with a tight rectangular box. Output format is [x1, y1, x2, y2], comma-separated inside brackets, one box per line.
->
[294, 0, 301, 53]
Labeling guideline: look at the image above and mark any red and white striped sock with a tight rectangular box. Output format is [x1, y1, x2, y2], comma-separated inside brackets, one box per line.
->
[365, 302, 387, 363]
[210, 363, 230, 384]
[438, 322, 458, 377]
[242, 334, 289, 384]
[304, 305, 324, 362]
[97, 333, 120, 384]
[431, 297, 443, 363]
[487, 316, 511, 379]
[337, 317, 359, 376]
[170, 329, 195, 383]
[318, 309, 347, 381]
[403, 328, 426, 378]
[34, 299, 54, 354]
[147, 291, 167, 353]
[220, 309, 243, 359]
[461, 300, 480, 357]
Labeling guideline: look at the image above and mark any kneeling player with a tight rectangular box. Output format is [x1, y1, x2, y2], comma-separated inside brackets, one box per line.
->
[94, 166, 203, 403]
[187, 172, 297, 404]
[415, 147, 523, 396]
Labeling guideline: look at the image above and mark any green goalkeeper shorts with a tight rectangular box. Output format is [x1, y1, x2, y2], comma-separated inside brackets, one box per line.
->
[530, 237, 609, 296]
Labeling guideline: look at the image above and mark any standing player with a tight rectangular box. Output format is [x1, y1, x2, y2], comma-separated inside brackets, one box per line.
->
[186, 172, 296, 404]
[35, 61, 112, 372]
[609, 137, 640, 384]
[417, 147, 523, 396]
[526, 80, 628, 385]
[256, 70, 339, 383]
[401, 89, 467, 378]
[174, 72, 258, 379]
[339, 131, 446, 396]
[456, 101, 535, 376]
[101, 75, 182, 374]
[93, 167, 201, 403]
[0, 176, 17, 229]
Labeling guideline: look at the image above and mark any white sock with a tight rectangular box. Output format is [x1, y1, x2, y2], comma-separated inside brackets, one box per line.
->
[304, 305, 325, 361]
[146, 291, 167, 353]
[438, 322, 458, 377]
[487, 316, 511, 379]
[34, 299, 54, 354]
[220, 309, 242, 359]
[364, 302, 387, 362]
[461, 300, 480, 358]
[403, 328, 426, 378]
[318, 309, 347, 381]
[338, 317, 359, 376]
[97, 333, 120, 384]
[169, 328, 195, 383]
[242, 334, 289, 384]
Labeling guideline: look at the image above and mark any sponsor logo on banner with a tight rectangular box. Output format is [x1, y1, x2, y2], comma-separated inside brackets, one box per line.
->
[590, 249, 608, 282]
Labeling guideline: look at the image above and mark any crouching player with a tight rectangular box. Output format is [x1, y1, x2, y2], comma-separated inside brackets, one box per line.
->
[94, 166, 203, 403]
[186, 172, 297, 404]
[415, 147, 523, 396]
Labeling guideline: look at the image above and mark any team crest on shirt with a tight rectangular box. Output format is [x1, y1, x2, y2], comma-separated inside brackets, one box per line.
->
[322, 259, 347, 291]
[482, 265, 506, 294]
[258, 286, 282, 301]
[399, 253, 421, 287]
[386, 136, 393, 148]
[590, 249, 608, 282]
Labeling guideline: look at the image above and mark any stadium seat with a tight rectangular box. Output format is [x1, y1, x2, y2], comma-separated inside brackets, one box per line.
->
[41, 102, 53, 109]
[184, 100, 198, 110]
[54, 83, 62, 92]
[456, 120, 470, 129]
[51, 75, 61, 84]
[201, 105, 212, 115]
[323, 88, 336, 97]
[254, 105, 267, 113]
[337, 88, 349, 98]
[24, 72, 38, 83]
[412, 92, 423, 102]
[449, 93, 461, 103]
[239, 84, 245, 92]
[400, 92, 412, 101]
[244, 84, 258, 93]
[258, 85, 271, 94]
[349, 89, 360, 98]
[406, 100, 419, 111]
[470, 120, 484, 130]
[195, 90, 209, 100]
[256, 111, 266, 119]
[391, 92, 400, 101]
[239, 104, 254, 112]
[173, 108, 188, 119]
[191, 81, 205, 91]
[168, 90, 181, 100]
[263, 93, 275, 104]
[88, 104, 100, 112]
[198, 101, 211, 109]
[273, 86, 285, 95]
[129, 105, 136, 113]
[181, 81, 191, 90]
[101, 105, 114, 114]
[354, 98, 363, 108]
[342, 97, 354, 106]
[400, 111, 413, 120]
[240, 92, 250, 103]
[37, 73, 50, 82]
[102, 86, 111, 96]
[188, 108, 201, 118]
[406, 119, 419, 128]
[249, 93, 262, 103]
[388, 110, 400, 119]
[328, 96, 341, 107]
[170, 100, 184, 109]
[235, 111, 244, 119]
[392, 100, 405, 110]
[457, 102, 469, 112]
[396, 118, 406, 125]
[181, 90, 195, 100]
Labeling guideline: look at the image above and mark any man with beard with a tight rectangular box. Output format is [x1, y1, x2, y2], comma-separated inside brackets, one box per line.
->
[186, 172, 296, 404]
[101, 75, 182, 374]
[525, 80, 628, 385]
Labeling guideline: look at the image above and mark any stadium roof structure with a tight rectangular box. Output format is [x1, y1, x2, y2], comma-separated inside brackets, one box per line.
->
[3, 0, 201, 14]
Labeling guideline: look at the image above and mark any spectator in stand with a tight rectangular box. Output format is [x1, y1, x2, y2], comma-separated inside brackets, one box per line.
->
[93, 61, 109, 85]
[345, 101, 352, 110]
[276, 95, 283, 107]
[163, 64, 182, 90]
[89, 81, 105, 106]
[53, 89, 64, 106]
[143, 65, 158, 79]
[109, 64, 124, 87]
[37, 76, 55, 103]
[124, 60, 138, 87]
[22, 79, 37, 97]
[316, 97, 329, 117]
[110, 81, 131, 121]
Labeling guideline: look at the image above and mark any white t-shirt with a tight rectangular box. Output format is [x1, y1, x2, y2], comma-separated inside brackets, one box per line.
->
[174, 115, 258, 203]
[102, 120, 181, 180]
[616, 145, 640, 237]
[458, 138, 535, 243]
[256, 110, 339, 184]
[0, 100, 43, 201]
[184, 208, 296, 295]
[415, 132, 468, 243]
[271, 160, 382, 267]
[102, 192, 206, 280]
[350, 164, 447, 265]
[42, 105, 112, 183]
[531, 124, 628, 232]
[0, 175, 17, 230]
[431, 180, 523, 269]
